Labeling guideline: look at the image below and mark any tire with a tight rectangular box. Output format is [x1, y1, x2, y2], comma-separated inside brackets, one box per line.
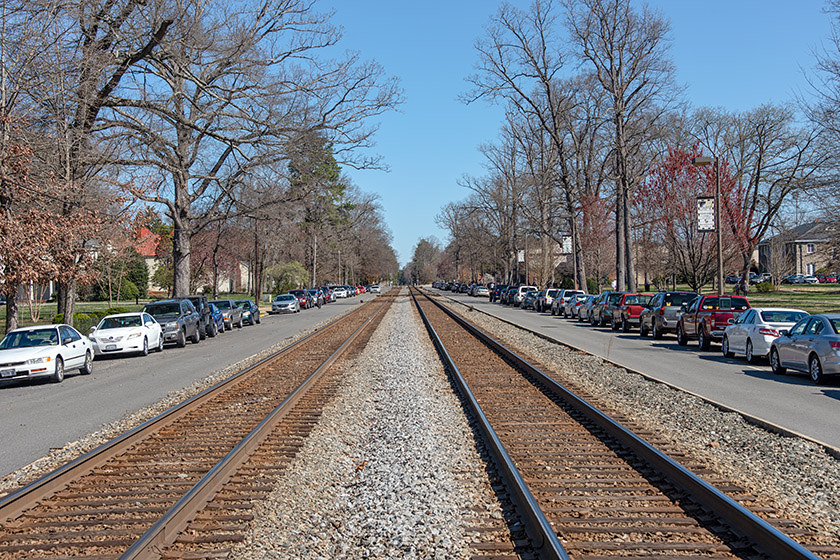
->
[51, 357, 65, 383]
[622, 318, 631, 333]
[199, 323, 207, 340]
[639, 321, 649, 337]
[611, 317, 619, 331]
[770, 348, 786, 374]
[256, 313, 261, 324]
[550, 306, 556, 316]
[208, 322, 218, 338]
[677, 324, 688, 346]
[599, 314, 606, 327]
[80, 351, 93, 375]
[237, 315, 244, 328]
[810, 355, 826, 384]
[722, 336, 734, 358]
[157, 334, 164, 352]
[652, 322, 663, 340]
[745, 339, 757, 364]
[141, 337, 149, 357]
[561, 308, 567, 318]
[698, 327, 710, 350]
[177, 329, 187, 348]
[191, 326, 201, 344]
[590, 312, 597, 326]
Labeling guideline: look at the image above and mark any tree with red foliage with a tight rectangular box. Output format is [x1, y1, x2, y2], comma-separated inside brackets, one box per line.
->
[641, 144, 741, 292]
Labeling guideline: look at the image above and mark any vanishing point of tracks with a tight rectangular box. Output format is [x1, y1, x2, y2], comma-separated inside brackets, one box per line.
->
[0, 291, 396, 560]
[412, 288, 840, 560]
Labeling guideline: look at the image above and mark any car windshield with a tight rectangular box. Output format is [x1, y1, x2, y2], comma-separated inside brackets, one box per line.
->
[1, 328, 58, 349]
[276, 295, 295, 302]
[760, 310, 808, 323]
[700, 297, 749, 311]
[98, 316, 142, 329]
[212, 300, 232, 310]
[145, 303, 180, 315]
[235, 301, 251, 308]
[664, 293, 696, 306]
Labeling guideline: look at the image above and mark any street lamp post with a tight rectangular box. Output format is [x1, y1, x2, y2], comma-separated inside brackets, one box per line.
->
[692, 156, 724, 295]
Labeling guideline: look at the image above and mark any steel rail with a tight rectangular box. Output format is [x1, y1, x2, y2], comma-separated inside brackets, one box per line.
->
[417, 288, 820, 560]
[0, 294, 385, 525]
[120, 292, 394, 559]
[410, 288, 571, 560]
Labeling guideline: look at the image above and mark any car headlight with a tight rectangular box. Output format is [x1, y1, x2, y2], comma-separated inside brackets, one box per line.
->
[127, 332, 142, 339]
[164, 322, 178, 331]
[26, 356, 49, 365]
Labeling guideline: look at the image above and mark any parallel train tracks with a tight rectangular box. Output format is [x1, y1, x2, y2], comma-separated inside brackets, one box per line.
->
[412, 287, 840, 560]
[0, 291, 396, 559]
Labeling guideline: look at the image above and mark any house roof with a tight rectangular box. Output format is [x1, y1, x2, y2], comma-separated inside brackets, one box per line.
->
[758, 221, 834, 245]
[135, 227, 160, 258]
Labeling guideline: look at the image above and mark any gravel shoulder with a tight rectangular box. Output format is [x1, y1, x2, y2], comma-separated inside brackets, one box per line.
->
[434, 292, 840, 544]
[231, 292, 505, 559]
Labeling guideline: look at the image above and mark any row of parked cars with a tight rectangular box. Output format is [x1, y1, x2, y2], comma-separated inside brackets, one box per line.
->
[270, 284, 380, 314]
[0, 295, 262, 385]
[437, 282, 840, 385]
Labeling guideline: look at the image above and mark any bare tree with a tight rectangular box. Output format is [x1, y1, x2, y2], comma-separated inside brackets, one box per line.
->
[565, 0, 678, 291]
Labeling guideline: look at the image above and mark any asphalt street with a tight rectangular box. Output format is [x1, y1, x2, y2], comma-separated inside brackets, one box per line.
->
[439, 291, 840, 451]
[0, 296, 374, 478]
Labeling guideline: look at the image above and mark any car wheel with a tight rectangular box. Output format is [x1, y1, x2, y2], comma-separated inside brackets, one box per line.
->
[256, 313, 261, 324]
[611, 317, 619, 331]
[237, 315, 244, 328]
[698, 328, 710, 350]
[550, 306, 555, 316]
[209, 322, 218, 337]
[810, 355, 826, 384]
[770, 347, 786, 374]
[652, 322, 662, 340]
[51, 357, 65, 383]
[191, 326, 201, 344]
[622, 318, 631, 333]
[80, 351, 93, 375]
[639, 321, 649, 337]
[177, 329, 187, 348]
[599, 314, 606, 327]
[722, 336, 734, 358]
[677, 324, 687, 346]
[157, 334, 165, 352]
[141, 337, 149, 357]
[199, 324, 206, 340]
[745, 339, 757, 364]
[561, 308, 567, 318]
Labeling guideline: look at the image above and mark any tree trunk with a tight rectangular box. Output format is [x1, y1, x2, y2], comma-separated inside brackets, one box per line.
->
[4, 289, 18, 332]
[56, 280, 76, 326]
[172, 226, 191, 297]
[624, 187, 636, 291]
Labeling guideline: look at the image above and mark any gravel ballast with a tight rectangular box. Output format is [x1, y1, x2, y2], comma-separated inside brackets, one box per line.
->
[231, 293, 504, 559]
[435, 292, 840, 544]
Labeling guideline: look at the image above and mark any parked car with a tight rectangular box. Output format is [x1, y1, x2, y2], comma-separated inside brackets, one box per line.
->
[520, 290, 540, 310]
[551, 289, 585, 316]
[209, 299, 244, 330]
[306, 289, 323, 308]
[500, 285, 516, 305]
[0, 324, 93, 383]
[783, 274, 819, 284]
[613, 293, 654, 332]
[676, 295, 751, 350]
[272, 294, 300, 314]
[586, 291, 612, 325]
[236, 299, 261, 325]
[144, 299, 202, 347]
[369, 284, 381, 293]
[208, 303, 226, 334]
[722, 307, 809, 364]
[332, 286, 349, 298]
[639, 291, 697, 339]
[288, 289, 313, 310]
[579, 295, 599, 322]
[591, 291, 622, 327]
[183, 295, 213, 339]
[88, 312, 163, 356]
[770, 314, 840, 383]
[474, 285, 490, 297]
[564, 293, 591, 319]
[490, 284, 508, 303]
[512, 285, 537, 307]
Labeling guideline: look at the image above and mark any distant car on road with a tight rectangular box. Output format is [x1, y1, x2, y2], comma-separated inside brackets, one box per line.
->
[0, 324, 93, 383]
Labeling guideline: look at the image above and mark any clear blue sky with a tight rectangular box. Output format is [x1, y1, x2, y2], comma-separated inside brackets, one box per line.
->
[320, 1, 832, 266]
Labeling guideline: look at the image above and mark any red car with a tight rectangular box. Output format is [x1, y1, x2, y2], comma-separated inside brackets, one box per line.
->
[612, 293, 654, 332]
[677, 294, 751, 350]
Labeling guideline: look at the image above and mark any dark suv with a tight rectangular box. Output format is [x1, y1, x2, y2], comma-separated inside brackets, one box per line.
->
[180, 295, 215, 339]
[639, 291, 697, 339]
[143, 299, 201, 347]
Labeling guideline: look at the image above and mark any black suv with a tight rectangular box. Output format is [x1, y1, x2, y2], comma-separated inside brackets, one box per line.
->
[143, 299, 201, 347]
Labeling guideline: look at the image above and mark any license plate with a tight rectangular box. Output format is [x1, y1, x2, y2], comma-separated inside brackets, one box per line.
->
[1, 368, 15, 378]
[105, 344, 117, 351]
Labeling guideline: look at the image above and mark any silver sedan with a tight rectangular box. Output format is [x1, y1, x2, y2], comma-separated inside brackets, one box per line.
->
[770, 314, 840, 384]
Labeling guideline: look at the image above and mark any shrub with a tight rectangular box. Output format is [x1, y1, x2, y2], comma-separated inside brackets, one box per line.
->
[586, 277, 598, 294]
[754, 281, 775, 293]
[51, 314, 64, 324]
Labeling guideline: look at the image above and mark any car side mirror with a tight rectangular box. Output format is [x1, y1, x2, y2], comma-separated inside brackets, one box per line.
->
[727, 318, 735, 324]
[780, 329, 790, 337]
[680, 303, 687, 311]
[88, 327, 96, 335]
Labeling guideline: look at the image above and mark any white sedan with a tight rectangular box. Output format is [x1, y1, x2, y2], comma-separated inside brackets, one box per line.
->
[332, 287, 349, 298]
[0, 324, 93, 383]
[722, 307, 809, 364]
[88, 312, 164, 357]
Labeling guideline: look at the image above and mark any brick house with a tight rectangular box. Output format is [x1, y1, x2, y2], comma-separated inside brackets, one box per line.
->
[758, 221, 835, 277]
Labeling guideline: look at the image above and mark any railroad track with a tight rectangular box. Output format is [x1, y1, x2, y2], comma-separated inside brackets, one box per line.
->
[0, 290, 396, 559]
[411, 288, 840, 560]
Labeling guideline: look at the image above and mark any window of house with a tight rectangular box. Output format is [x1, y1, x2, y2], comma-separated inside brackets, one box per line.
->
[806, 263, 816, 275]
[806, 243, 815, 254]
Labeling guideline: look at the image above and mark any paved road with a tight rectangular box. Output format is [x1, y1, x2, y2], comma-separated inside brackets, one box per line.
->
[439, 291, 840, 451]
[0, 297, 374, 478]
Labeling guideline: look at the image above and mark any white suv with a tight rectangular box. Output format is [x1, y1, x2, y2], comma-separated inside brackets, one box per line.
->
[513, 285, 537, 306]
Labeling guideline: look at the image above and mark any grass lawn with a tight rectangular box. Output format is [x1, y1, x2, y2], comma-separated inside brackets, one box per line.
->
[677, 284, 840, 314]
